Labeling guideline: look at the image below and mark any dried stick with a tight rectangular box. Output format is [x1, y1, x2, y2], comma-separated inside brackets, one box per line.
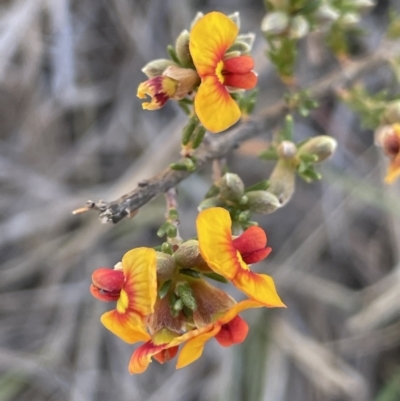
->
[75, 42, 399, 224]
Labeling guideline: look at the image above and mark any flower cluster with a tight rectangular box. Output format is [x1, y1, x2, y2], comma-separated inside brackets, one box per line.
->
[91, 207, 285, 373]
[137, 11, 257, 133]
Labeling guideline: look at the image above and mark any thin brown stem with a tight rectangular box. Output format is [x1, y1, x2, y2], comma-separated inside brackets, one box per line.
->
[73, 41, 400, 224]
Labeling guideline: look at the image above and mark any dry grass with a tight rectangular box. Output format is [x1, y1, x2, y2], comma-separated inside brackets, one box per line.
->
[1, 1, 400, 401]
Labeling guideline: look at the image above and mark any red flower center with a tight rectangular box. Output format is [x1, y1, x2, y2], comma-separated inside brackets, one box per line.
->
[222, 55, 257, 90]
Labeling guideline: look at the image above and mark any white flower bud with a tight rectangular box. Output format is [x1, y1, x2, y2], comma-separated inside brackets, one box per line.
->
[246, 191, 281, 214]
[289, 15, 309, 39]
[340, 13, 360, 27]
[297, 136, 337, 162]
[141, 59, 178, 78]
[261, 11, 289, 35]
[219, 173, 245, 202]
[316, 4, 340, 23]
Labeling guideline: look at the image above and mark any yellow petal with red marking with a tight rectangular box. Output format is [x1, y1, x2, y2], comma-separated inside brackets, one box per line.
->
[101, 309, 150, 344]
[197, 207, 239, 279]
[233, 269, 286, 308]
[176, 299, 262, 368]
[176, 325, 220, 369]
[129, 341, 168, 374]
[194, 75, 240, 133]
[122, 247, 157, 316]
[190, 12, 238, 76]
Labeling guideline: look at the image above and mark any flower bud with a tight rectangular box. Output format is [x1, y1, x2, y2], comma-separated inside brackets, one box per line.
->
[162, 66, 200, 100]
[297, 136, 337, 162]
[228, 12, 240, 29]
[352, 0, 375, 10]
[229, 33, 256, 53]
[174, 239, 208, 270]
[268, 160, 296, 207]
[261, 11, 289, 35]
[340, 13, 360, 27]
[219, 173, 245, 202]
[246, 190, 281, 214]
[198, 196, 224, 211]
[156, 252, 176, 282]
[381, 101, 400, 125]
[141, 59, 178, 78]
[289, 16, 309, 40]
[316, 4, 340, 23]
[277, 140, 297, 159]
[175, 30, 192, 66]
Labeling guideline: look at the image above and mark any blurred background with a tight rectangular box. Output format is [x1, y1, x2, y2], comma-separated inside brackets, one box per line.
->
[1, 0, 400, 400]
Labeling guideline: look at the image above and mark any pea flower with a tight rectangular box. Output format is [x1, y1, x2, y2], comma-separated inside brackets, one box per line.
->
[375, 123, 400, 184]
[189, 12, 257, 133]
[129, 297, 263, 374]
[90, 216, 285, 374]
[196, 207, 285, 307]
[90, 247, 157, 343]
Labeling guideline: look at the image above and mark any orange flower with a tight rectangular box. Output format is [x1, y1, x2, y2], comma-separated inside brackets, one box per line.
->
[90, 248, 157, 344]
[196, 207, 286, 307]
[189, 12, 257, 133]
[129, 299, 261, 374]
[376, 123, 400, 184]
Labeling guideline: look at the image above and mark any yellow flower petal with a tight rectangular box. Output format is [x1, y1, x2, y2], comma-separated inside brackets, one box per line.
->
[197, 207, 239, 279]
[385, 153, 400, 184]
[101, 310, 150, 344]
[190, 11, 238, 77]
[232, 269, 286, 308]
[129, 342, 168, 374]
[122, 248, 157, 316]
[176, 325, 220, 369]
[194, 75, 240, 133]
[176, 299, 262, 369]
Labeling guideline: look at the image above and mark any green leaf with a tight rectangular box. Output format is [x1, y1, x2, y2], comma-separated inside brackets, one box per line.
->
[159, 280, 172, 299]
[157, 222, 170, 238]
[182, 116, 199, 145]
[179, 268, 202, 278]
[167, 44, 181, 65]
[161, 242, 173, 255]
[245, 180, 271, 192]
[203, 272, 229, 283]
[176, 283, 197, 311]
[259, 147, 279, 161]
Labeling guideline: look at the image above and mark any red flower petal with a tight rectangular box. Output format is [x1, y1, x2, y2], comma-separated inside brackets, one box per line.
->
[90, 284, 121, 302]
[240, 248, 271, 264]
[153, 346, 179, 364]
[92, 268, 124, 293]
[223, 55, 254, 74]
[215, 315, 249, 347]
[232, 226, 267, 255]
[223, 71, 257, 90]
